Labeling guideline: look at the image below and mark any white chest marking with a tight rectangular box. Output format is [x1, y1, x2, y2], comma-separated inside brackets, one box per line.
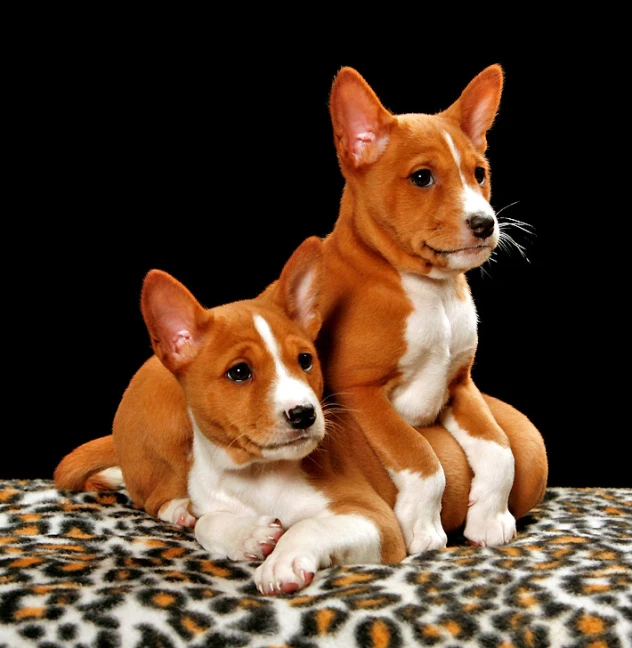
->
[189, 427, 330, 526]
[390, 273, 478, 426]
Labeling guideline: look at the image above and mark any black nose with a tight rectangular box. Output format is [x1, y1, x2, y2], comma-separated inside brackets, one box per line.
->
[284, 405, 316, 430]
[467, 213, 495, 239]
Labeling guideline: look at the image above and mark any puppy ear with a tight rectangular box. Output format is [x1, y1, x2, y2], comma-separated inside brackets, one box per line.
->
[441, 64, 504, 152]
[272, 236, 323, 339]
[329, 67, 395, 169]
[140, 269, 209, 373]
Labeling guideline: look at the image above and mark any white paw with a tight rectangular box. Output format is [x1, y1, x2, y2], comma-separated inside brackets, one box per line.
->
[464, 502, 516, 547]
[390, 469, 447, 554]
[195, 515, 284, 561]
[158, 498, 196, 528]
[408, 519, 448, 553]
[254, 549, 318, 595]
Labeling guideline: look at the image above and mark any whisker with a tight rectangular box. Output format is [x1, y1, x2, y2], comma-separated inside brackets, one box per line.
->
[495, 200, 521, 216]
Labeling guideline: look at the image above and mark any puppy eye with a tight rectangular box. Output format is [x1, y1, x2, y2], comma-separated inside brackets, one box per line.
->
[475, 166, 486, 185]
[410, 169, 434, 188]
[298, 353, 313, 372]
[226, 362, 252, 383]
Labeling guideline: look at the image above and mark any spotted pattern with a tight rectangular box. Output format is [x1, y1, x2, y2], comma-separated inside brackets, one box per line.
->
[0, 481, 630, 647]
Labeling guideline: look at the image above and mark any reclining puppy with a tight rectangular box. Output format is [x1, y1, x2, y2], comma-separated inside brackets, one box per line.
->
[55, 237, 409, 594]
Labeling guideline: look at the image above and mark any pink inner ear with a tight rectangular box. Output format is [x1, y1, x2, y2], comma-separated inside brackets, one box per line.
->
[293, 267, 318, 330]
[337, 84, 390, 166]
[151, 300, 200, 364]
[342, 100, 380, 162]
[171, 328, 195, 358]
[467, 98, 495, 149]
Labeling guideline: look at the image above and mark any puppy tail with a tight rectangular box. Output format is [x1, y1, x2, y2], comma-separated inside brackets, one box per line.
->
[54, 435, 123, 492]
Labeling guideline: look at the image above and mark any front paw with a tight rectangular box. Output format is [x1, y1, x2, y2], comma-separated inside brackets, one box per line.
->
[391, 471, 447, 554]
[195, 515, 284, 561]
[409, 520, 448, 553]
[158, 498, 197, 528]
[464, 503, 516, 547]
[254, 550, 317, 595]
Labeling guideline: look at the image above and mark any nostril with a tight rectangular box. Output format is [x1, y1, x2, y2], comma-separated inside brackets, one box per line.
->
[284, 405, 316, 430]
[467, 213, 495, 239]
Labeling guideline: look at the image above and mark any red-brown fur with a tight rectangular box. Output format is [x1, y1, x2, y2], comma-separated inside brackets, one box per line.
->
[310, 65, 547, 539]
[55, 66, 547, 578]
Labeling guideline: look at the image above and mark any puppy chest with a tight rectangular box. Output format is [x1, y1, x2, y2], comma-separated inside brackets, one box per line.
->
[190, 454, 329, 526]
[390, 273, 478, 426]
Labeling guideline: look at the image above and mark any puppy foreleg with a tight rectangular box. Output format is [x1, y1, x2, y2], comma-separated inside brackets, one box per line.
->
[157, 498, 196, 528]
[442, 384, 516, 546]
[195, 513, 284, 561]
[254, 514, 382, 595]
[342, 389, 448, 553]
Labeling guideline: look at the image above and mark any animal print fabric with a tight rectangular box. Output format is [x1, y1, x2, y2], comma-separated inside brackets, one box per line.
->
[0, 481, 630, 648]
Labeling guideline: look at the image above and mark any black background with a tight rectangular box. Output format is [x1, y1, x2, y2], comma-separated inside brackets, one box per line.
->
[8, 33, 627, 489]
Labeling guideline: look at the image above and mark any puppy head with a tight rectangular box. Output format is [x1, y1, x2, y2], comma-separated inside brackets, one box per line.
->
[141, 236, 326, 466]
[329, 65, 503, 277]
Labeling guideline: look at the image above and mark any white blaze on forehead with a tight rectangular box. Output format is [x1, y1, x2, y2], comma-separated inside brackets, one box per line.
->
[443, 130, 496, 219]
[253, 314, 317, 412]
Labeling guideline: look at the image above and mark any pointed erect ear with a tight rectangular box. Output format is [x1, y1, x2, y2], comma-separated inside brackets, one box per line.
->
[272, 236, 323, 339]
[441, 64, 504, 153]
[140, 269, 210, 373]
[329, 67, 396, 169]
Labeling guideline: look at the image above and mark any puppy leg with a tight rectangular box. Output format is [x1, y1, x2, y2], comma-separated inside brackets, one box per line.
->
[195, 513, 285, 561]
[341, 388, 447, 553]
[421, 404, 547, 535]
[141, 472, 196, 528]
[157, 498, 196, 528]
[483, 394, 548, 518]
[254, 513, 383, 595]
[442, 377, 516, 547]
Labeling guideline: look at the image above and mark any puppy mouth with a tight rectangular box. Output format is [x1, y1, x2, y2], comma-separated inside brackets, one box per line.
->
[260, 434, 315, 449]
[249, 431, 320, 451]
[425, 243, 491, 256]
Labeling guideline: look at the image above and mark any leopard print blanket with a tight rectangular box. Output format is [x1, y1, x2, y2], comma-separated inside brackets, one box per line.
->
[0, 481, 630, 648]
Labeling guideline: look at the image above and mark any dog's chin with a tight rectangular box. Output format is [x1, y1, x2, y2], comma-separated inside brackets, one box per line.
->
[446, 246, 493, 270]
[254, 426, 325, 461]
[260, 436, 321, 461]
[423, 243, 494, 273]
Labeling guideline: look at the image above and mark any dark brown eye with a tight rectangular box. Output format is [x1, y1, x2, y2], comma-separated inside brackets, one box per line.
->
[226, 362, 252, 383]
[298, 353, 313, 372]
[410, 169, 434, 188]
[475, 166, 486, 185]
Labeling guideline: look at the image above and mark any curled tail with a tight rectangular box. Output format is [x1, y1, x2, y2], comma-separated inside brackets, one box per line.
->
[54, 435, 123, 491]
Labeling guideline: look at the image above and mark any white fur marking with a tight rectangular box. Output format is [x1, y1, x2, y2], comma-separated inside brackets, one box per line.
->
[443, 130, 497, 227]
[253, 314, 325, 447]
[95, 467, 124, 488]
[389, 468, 447, 553]
[157, 498, 195, 527]
[188, 422, 330, 526]
[254, 514, 381, 594]
[391, 272, 478, 427]
[442, 408, 516, 546]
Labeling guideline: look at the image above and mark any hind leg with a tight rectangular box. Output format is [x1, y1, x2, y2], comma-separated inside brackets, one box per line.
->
[420, 399, 547, 534]
[483, 395, 548, 519]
